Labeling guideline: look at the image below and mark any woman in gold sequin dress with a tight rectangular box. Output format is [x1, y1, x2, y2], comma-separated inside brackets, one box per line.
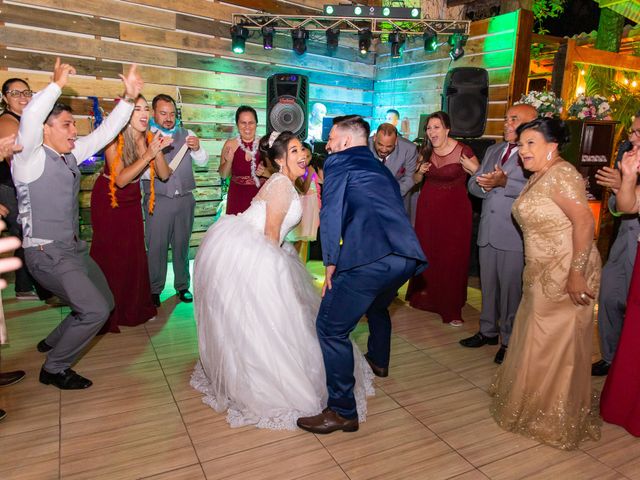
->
[490, 118, 602, 450]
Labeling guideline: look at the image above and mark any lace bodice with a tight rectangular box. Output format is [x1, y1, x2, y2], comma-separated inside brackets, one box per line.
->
[239, 173, 302, 244]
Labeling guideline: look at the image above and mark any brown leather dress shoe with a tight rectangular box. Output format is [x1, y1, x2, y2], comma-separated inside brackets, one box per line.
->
[297, 408, 359, 434]
[364, 354, 388, 377]
[0, 370, 26, 387]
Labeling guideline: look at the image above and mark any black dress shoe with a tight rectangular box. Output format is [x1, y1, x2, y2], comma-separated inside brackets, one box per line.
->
[39, 368, 92, 390]
[460, 332, 499, 348]
[297, 407, 359, 434]
[151, 294, 161, 307]
[37, 339, 53, 353]
[592, 359, 610, 376]
[0, 408, 6, 422]
[0, 370, 26, 387]
[178, 289, 193, 303]
[364, 354, 388, 377]
[494, 345, 507, 365]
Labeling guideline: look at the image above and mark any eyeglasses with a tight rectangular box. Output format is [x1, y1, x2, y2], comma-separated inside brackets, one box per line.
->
[628, 129, 640, 137]
[5, 90, 33, 98]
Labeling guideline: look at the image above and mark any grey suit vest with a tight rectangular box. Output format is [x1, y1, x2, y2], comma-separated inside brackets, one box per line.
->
[142, 128, 195, 198]
[15, 147, 80, 243]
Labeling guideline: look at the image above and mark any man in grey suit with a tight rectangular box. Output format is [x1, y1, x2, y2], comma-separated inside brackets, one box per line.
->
[368, 123, 418, 216]
[592, 120, 640, 376]
[460, 104, 537, 364]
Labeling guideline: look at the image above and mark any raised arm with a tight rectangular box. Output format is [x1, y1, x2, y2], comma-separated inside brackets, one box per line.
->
[108, 132, 173, 188]
[72, 65, 142, 164]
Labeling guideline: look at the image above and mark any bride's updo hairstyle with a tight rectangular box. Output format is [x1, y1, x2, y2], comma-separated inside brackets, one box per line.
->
[516, 117, 571, 150]
[259, 130, 297, 172]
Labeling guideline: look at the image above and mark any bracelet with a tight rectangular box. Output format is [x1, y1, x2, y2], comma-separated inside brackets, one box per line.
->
[121, 95, 136, 104]
[570, 250, 589, 273]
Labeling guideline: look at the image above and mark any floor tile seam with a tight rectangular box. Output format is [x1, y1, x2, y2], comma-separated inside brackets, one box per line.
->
[143, 322, 203, 464]
[580, 446, 634, 478]
[309, 433, 353, 480]
[135, 461, 204, 480]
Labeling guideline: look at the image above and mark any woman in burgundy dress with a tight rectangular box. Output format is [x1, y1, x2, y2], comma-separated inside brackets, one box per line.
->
[90, 96, 172, 333]
[600, 144, 640, 436]
[406, 111, 479, 326]
[219, 106, 269, 214]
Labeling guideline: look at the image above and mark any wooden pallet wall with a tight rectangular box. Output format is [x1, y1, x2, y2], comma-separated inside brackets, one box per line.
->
[0, 0, 374, 256]
[373, 9, 533, 140]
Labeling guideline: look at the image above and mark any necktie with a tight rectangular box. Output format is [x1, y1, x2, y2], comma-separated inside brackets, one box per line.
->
[501, 143, 516, 166]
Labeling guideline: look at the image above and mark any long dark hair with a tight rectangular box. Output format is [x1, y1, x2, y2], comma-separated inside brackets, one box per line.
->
[259, 131, 297, 172]
[1, 78, 30, 113]
[419, 111, 451, 163]
[516, 117, 570, 150]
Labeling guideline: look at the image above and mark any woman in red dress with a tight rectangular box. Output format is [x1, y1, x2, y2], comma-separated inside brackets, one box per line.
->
[90, 96, 172, 333]
[406, 111, 479, 326]
[219, 106, 269, 214]
[600, 145, 640, 436]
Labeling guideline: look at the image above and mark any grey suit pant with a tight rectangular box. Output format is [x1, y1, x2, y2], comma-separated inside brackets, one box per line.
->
[24, 241, 113, 373]
[144, 193, 196, 294]
[478, 245, 524, 346]
[598, 237, 635, 363]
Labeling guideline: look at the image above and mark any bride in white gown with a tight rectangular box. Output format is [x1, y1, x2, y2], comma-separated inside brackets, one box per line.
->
[191, 131, 374, 430]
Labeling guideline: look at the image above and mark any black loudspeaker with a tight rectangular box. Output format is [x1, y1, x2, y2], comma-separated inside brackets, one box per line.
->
[267, 73, 309, 139]
[442, 67, 489, 138]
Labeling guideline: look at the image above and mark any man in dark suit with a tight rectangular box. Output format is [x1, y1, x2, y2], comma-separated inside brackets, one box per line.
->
[297, 115, 427, 434]
[460, 104, 537, 364]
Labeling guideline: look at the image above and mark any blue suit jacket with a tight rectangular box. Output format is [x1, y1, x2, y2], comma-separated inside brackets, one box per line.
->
[320, 145, 427, 273]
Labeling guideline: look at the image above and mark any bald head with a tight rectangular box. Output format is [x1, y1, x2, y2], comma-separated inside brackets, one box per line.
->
[504, 104, 538, 143]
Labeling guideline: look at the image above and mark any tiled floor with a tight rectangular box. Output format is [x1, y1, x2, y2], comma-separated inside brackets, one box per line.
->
[0, 262, 638, 479]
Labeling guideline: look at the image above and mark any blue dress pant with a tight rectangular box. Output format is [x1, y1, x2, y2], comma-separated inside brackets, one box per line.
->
[316, 254, 418, 419]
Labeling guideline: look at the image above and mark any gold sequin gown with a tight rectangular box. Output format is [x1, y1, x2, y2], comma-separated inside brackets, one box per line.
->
[489, 161, 601, 450]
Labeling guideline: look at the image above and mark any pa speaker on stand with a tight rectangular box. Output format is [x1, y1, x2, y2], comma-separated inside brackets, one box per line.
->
[267, 74, 309, 139]
[442, 67, 489, 138]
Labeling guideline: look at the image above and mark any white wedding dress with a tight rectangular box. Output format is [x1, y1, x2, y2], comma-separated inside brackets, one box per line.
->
[190, 173, 374, 430]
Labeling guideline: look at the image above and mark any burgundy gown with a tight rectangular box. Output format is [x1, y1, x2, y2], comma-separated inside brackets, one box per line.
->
[226, 141, 263, 215]
[600, 242, 640, 436]
[406, 142, 474, 323]
[90, 174, 157, 333]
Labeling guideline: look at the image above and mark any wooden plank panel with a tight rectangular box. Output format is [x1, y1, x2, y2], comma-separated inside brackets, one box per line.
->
[200, 140, 225, 156]
[134, 65, 266, 93]
[372, 102, 507, 123]
[376, 31, 516, 68]
[124, 0, 245, 22]
[177, 52, 373, 90]
[0, 26, 178, 67]
[374, 67, 512, 93]
[216, 0, 317, 15]
[375, 50, 515, 82]
[0, 49, 122, 80]
[0, 72, 176, 103]
[181, 105, 266, 124]
[183, 123, 236, 139]
[373, 85, 509, 107]
[0, 2, 120, 38]
[10, 0, 176, 29]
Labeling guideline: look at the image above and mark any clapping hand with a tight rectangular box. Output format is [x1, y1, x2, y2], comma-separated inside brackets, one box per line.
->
[620, 147, 640, 180]
[53, 57, 76, 89]
[460, 153, 479, 175]
[0, 135, 22, 161]
[145, 131, 173, 162]
[119, 64, 144, 101]
[595, 166, 622, 193]
[476, 165, 508, 191]
[417, 161, 431, 175]
[186, 135, 200, 151]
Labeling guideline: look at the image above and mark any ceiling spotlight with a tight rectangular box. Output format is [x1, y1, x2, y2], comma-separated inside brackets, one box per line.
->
[448, 32, 467, 61]
[326, 27, 340, 52]
[382, 7, 391, 16]
[325, 5, 334, 14]
[292, 27, 308, 55]
[423, 31, 438, 53]
[354, 6, 362, 15]
[358, 29, 372, 55]
[388, 30, 405, 59]
[262, 26, 275, 50]
[230, 25, 249, 54]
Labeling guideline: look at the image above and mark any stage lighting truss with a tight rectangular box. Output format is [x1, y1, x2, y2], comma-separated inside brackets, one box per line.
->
[230, 13, 470, 45]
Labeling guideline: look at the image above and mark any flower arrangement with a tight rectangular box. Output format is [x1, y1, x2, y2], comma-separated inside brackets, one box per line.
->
[568, 94, 612, 120]
[516, 90, 564, 117]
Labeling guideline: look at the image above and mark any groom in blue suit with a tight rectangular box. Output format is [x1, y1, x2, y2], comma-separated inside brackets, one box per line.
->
[297, 116, 427, 434]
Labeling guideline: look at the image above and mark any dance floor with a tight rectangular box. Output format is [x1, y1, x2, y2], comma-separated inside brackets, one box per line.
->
[0, 261, 639, 480]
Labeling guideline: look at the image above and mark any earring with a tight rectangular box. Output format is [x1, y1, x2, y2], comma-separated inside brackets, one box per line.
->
[546, 151, 552, 161]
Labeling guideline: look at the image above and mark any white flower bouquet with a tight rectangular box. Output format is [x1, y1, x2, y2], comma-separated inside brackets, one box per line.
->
[568, 94, 612, 120]
[516, 90, 564, 117]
